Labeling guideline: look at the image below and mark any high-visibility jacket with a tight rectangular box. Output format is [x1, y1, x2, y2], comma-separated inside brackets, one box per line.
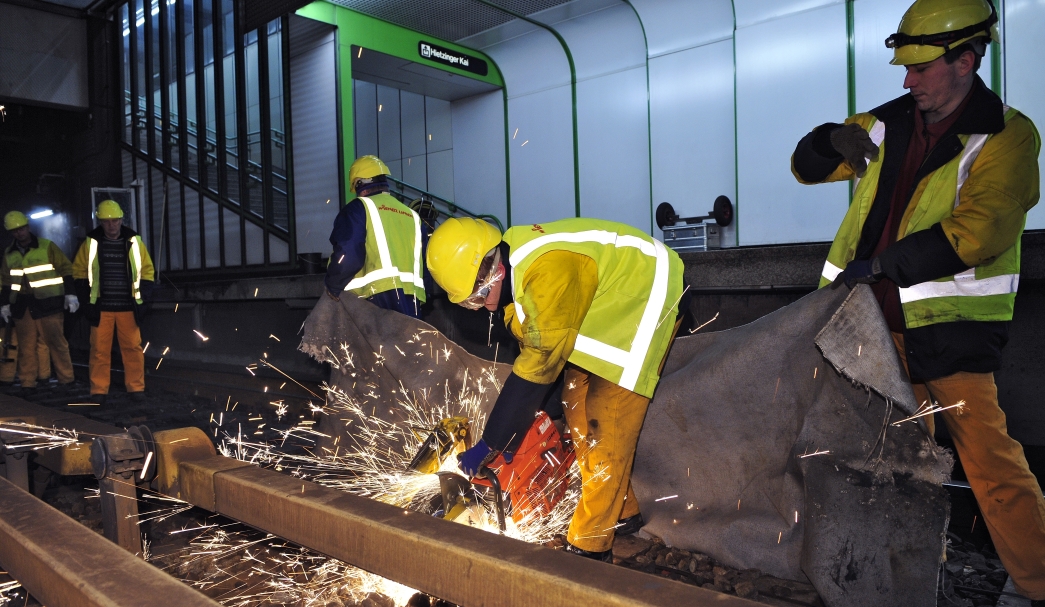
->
[817, 107, 1040, 329]
[2, 237, 70, 303]
[503, 218, 684, 398]
[343, 193, 425, 302]
[72, 227, 155, 305]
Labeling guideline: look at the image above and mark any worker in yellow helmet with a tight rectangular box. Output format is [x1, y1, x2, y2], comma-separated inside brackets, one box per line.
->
[427, 216, 687, 561]
[0, 211, 78, 395]
[72, 200, 155, 405]
[324, 155, 426, 317]
[791, 0, 1044, 600]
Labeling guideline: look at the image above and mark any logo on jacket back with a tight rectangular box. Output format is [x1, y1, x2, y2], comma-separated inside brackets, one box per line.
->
[531, 224, 544, 233]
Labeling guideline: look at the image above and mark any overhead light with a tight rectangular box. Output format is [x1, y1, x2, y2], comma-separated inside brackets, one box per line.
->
[30, 210, 54, 220]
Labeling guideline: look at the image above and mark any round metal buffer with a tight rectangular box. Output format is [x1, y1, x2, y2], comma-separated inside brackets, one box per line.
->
[90, 436, 110, 480]
[714, 195, 734, 227]
[655, 202, 679, 230]
[655, 197, 734, 229]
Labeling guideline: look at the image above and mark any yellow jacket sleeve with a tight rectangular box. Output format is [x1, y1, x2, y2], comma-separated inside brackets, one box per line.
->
[503, 250, 598, 385]
[49, 241, 74, 277]
[940, 112, 1041, 267]
[137, 240, 156, 282]
[72, 240, 90, 280]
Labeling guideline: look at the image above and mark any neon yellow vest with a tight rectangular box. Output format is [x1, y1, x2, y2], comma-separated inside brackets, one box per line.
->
[6, 238, 65, 302]
[504, 218, 684, 398]
[820, 107, 1030, 328]
[85, 235, 148, 304]
[344, 193, 425, 302]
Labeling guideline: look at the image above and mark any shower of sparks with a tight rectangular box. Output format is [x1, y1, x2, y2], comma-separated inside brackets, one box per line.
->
[0, 421, 80, 451]
[798, 449, 831, 458]
[689, 311, 719, 334]
[0, 580, 21, 606]
[194, 330, 210, 342]
[891, 400, 965, 426]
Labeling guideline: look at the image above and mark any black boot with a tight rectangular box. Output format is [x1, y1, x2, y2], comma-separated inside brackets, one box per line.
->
[564, 541, 612, 563]
[615, 513, 644, 536]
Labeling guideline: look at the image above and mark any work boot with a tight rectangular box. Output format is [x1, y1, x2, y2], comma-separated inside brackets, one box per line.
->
[564, 541, 613, 563]
[615, 513, 644, 536]
[129, 391, 147, 403]
[89, 393, 107, 405]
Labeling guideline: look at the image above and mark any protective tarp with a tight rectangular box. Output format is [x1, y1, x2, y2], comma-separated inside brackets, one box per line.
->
[634, 284, 952, 607]
[300, 285, 953, 607]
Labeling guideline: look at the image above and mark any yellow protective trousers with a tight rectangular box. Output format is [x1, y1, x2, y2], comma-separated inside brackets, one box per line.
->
[0, 330, 49, 383]
[90, 311, 145, 395]
[894, 333, 1045, 599]
[14, 312, 73, 388]
[561, 365, 648, 553]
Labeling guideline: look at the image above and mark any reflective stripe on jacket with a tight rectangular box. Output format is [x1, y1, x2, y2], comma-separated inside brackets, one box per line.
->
[81, 235, 152, 304]
[343, 194, 425, 302]
[819, 106, 1040, 328]
[4, 238, 67, 302]
[503, 218, 684, 398]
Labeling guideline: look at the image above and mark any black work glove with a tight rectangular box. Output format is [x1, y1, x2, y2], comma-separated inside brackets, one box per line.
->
[829, 124, 880, 177]
[839, 258, 883, 289]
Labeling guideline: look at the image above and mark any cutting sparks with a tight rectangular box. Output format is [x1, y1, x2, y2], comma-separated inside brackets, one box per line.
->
[193, 330, 210, 342]
[655, 495, 678, 502]
[891, 400, 966, 426]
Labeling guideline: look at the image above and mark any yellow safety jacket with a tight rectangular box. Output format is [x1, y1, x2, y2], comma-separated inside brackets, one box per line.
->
[343, 193, 425, 302]
[72, 230, 155, 305]
[815, 107, 1040, 329]
[3, 237, 70, 303]
[503, 218, 684, 398]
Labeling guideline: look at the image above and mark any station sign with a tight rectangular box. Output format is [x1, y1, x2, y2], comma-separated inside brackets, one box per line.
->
[418, 41, 488, 77]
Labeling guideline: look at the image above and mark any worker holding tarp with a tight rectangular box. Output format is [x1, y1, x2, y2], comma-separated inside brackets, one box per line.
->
[791, 0, 1045, 600]
[324, 155, 426, 318]
[426, 217, 686, 561]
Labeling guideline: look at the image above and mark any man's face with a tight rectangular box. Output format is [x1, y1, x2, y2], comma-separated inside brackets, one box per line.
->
[903, 52, 971, 115]
[101, 218, 122, 239]
[9, 226, 30, 247]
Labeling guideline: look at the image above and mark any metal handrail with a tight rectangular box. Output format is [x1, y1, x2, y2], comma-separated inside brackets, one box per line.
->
[386, 176, 504, 233]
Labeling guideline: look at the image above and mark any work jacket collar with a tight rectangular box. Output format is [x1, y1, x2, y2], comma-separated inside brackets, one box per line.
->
[870, 75, 1004, 136]
[87, 224, 140, 243]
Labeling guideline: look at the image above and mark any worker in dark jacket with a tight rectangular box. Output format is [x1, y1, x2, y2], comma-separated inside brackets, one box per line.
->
[0, 211, 77, 393]
[324, 155, 426, 318]
[791, 0, 1044, 600]
[72, 201, 155, 404]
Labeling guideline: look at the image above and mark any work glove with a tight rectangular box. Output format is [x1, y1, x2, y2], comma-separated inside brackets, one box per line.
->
[829, 123, 880, 178]
[839, 258, 883, 289]
[65, 294, 79, 313]
[457, 439, 498, 478]
[0, 305, 9, 324]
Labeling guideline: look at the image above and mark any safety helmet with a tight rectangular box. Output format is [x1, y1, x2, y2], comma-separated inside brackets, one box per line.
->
[886, 0, 998, 66]
[348, 155, 391, 195]
[96, 200, 124, 219]
[4, 211, 28, 231]
[426, 217, 503, 304]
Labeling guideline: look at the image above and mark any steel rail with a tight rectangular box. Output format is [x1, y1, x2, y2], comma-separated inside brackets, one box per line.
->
[0, 476, 220, 607]
[172, 453, 760, 607]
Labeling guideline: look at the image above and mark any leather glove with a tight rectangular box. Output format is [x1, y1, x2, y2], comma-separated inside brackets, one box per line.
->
[829, 123, 880, 178]
[840, 258, 883, 289]
[65, 294, 79, 313]
[0, 305, 9, 324]
[457, 439, 498, 478]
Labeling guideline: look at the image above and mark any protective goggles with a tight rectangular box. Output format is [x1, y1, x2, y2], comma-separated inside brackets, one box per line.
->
[459, 248, 504, 311]
[885, 10, 996, 50]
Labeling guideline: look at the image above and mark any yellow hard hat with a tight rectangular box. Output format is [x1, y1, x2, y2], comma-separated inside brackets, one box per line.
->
[4, 211, 27, 231]
[426, 217, 503, 303]
[887, 0, 998, 66]
[348, 155, 391, 195]
[97, 200, 124, 219]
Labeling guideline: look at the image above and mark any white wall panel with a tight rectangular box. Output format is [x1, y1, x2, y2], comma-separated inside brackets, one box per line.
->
[482, 29, 571, 98]
[576, 66, 650, 230]
[854, 0, 910, 112]
[244, 221, 264, 265]
[629, 0, 733, 58]
[402, 154, 427, 190]
[553, 4, 645, 80]
[507, 86, 576, 225]
[377, 85, 402, 162]
[425, 97, 453, 154]
[649, 39, 736, 246]
[0, 4, 87, 108]
[1005, 0, 1045, 229]
[736, 3, 849, 245]
[400, 91, 428, 159]
[427, 150, 455, 201]
[734, 0, 843, 28]
[452, 90, 508, 226]
[353, 80, 378, 156]
[222, 207, 242, 266]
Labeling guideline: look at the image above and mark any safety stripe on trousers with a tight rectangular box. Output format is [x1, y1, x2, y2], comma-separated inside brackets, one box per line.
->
[343, 197, 424, 293]
[508, 230, 670, 393]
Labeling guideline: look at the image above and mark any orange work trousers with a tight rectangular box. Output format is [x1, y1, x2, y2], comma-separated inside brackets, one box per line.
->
[0, 330, 50, 383]
[894, 333, 1045, 599]
[15, 312, 73, 387]
[90, 311, 145, 395]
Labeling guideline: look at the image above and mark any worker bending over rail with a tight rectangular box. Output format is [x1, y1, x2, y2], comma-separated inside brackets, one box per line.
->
[427, 217, 686, 561]
[791, 0, 1044, 600]
[325, 155, 426, 318]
